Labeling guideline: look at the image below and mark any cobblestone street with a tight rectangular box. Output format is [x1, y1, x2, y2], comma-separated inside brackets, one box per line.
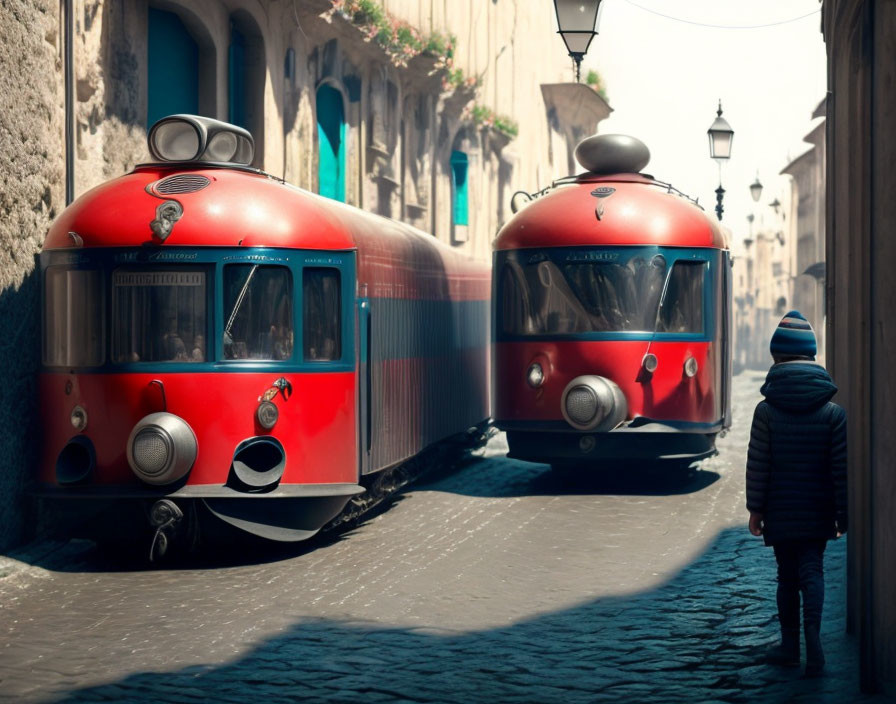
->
[0, 372, 883, 703]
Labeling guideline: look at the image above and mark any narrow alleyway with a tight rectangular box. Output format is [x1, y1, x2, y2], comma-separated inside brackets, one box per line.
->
[0, 372, 878, 703]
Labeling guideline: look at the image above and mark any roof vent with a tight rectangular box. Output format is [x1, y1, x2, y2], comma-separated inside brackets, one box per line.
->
[152, 174, 211, 195]
[575, 134, 650, 175]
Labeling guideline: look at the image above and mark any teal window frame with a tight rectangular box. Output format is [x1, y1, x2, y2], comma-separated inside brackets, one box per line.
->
[451, 150, 469, 226]
[147, 8, 198, 126]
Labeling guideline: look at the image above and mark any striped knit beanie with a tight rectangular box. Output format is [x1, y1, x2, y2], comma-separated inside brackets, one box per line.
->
[770, 310, 816, 358]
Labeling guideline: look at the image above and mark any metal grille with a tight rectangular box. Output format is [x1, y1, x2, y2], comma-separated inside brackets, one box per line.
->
[154, 175, 210, 195]
[133, 430, 170, 476]
[566, 386, 598, 425]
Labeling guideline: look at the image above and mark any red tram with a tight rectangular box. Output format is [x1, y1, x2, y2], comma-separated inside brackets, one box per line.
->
[493, 134, 731, 467]
[37, 115, 489, 553]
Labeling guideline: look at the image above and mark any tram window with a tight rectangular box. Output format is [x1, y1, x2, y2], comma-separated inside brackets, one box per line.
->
[43, 267, 104, 367]
[498, 252, 667, 335]
[112, 269, 207, 363]
[657, 261, 707, 334]
[223, 265, 293, 361]
[303, 268, 341, 361]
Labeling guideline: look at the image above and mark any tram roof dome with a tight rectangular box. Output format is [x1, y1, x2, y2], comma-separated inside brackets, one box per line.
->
[575, 134, 650, 175]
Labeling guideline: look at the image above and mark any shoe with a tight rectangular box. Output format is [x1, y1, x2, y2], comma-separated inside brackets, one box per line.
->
[766, 627, 800, 667]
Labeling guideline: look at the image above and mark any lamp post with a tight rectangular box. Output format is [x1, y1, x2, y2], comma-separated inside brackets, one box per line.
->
[750, 173, 763, 203]
[707, 100, 734, 220]
[553, 0, 604, 83]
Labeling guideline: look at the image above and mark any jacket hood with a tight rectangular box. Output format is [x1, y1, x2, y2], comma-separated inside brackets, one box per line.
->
[760, 362, 838, 412]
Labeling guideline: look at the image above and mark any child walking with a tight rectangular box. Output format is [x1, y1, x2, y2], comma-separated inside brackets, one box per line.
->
[745, 311, 848, 677]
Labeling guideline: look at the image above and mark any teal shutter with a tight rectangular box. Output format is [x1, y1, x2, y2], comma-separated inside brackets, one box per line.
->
[316, 85, 346, 202]
[451, 150, 469, 226]
[147, 8, 198, 126]
[228, 26, 246, 128]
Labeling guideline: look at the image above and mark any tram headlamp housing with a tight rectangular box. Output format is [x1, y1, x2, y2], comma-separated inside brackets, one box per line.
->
[127, 412, 197, 486]
[684, 357, 699, 378]
[257, 400, 279, 429]
[148, 115, 254, 166]
[526, 363, 545, 388]
[70, 405, 88, 431]
[641, 353, 658, 374]
[561, 375, 628, 432]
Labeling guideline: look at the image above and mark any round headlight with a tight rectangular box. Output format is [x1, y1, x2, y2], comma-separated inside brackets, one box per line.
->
[132, 428, 172, 477]
[642, 353, 658, 374]
[204, 131, 239, 162]
[70, 405, 88, 431]
[150, 120, 201, 161]
[257, 401, 279, 429]
[684, 356, 699, 377]
[561, 375, 628, 432]
[527, 363, 545, 388]
[565, 386, 599, 425]
[127, 412, 197, 485]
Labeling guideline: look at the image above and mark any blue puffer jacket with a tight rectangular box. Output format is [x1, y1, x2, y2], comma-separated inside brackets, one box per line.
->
[745, 362, 848, 546]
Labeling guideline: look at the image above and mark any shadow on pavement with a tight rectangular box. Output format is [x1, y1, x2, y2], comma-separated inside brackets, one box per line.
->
[415, 454, 721, 499]
[48, 529, 867, 704]
[5, 493, 410, 574]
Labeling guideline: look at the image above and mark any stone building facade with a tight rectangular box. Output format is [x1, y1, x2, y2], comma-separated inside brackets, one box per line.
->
[780, 99, 826, 355]
[0, 1, 611, 550]
[732, 199, 794, 371]
[822, 0, 896, 695]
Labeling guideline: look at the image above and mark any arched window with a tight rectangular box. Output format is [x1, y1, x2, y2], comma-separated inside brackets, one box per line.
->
[317, 84, 346, 202]
[147, 8, 198, 126]
[228, 26, 247, 128]
[451, 150, 469, 226]
[228, 12, 265, 165]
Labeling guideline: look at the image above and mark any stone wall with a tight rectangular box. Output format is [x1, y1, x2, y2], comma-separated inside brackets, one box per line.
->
[0, 0, 64, 550]
[823, 0, 896, 695]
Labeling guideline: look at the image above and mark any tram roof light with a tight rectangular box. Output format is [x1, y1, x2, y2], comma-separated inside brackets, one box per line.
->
[707, 101, 733, 161]
[148, 115, 254, 166]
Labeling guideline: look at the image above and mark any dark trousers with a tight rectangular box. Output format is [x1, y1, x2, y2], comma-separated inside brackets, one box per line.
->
[773, 540, 827, 630]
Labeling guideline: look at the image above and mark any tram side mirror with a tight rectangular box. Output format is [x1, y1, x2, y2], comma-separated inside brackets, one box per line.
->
[510, 191, 533, 214]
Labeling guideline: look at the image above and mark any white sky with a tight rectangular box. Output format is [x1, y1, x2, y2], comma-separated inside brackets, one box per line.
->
[579, 0, 827, 250]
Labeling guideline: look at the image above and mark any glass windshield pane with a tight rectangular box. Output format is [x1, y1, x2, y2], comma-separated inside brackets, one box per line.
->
[657, 261, 706, 333]
[223, 265, 293, 360]
[499, 250, 668, 335]
[304, 268, 341, 361]
[43, 267, 104, 367]
[112, 270, 207, 363]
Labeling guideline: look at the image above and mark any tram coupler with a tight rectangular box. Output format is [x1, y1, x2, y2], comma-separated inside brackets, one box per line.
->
[148, 499, 183, 562]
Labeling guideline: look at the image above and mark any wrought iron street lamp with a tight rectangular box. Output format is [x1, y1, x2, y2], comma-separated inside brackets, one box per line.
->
[707, 100, 734, 220]
[750, 173, 763, 203]
[553, 0, 604, 83]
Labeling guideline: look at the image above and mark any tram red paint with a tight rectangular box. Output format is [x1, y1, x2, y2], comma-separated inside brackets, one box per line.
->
[38, 117, 489, 546]
[493, 170, 731, 465]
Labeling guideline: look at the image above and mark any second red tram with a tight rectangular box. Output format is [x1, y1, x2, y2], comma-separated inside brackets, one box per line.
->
[493, 134, 732, 467]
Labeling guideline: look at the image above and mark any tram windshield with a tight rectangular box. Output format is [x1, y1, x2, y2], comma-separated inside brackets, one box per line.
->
[223, 264, 293, 360]
[44, 267, 104, 367]
[111, 269, 207, 363]
[498, 249, 707, 337]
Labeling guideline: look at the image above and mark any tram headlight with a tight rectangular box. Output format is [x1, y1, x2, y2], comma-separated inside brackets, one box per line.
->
[684, 356, 699, 377]
[127, 412, 197, 486]
[149, 120, 202, 161]
[565, 386, 599, 425]
[257, 400, 279, 429]
[526, 363, 545, 388]
[561, 375, 628, 432]
[641, 353, 658, 374]
[70, 405, 88, 431]
[148, 115, 255, 165]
